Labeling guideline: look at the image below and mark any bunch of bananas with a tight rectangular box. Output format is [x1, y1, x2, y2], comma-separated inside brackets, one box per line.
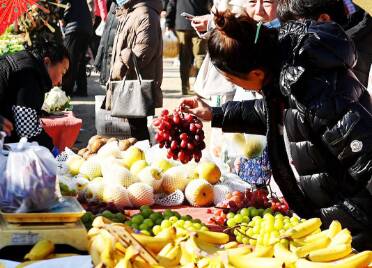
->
[88, 216, 372, 268]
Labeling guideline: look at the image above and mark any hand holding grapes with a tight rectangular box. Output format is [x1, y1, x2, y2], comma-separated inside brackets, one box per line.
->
[180, 97, 213, 121]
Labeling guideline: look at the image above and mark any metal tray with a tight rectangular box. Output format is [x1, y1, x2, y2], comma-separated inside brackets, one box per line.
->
[0, 197, 85, 223]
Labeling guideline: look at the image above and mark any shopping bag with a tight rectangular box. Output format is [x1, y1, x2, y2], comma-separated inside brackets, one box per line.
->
[0, 138, 61, 213]
[110, 57, 155, 118]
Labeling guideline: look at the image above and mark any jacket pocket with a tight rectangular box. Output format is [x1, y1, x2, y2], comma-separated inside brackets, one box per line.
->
[322, 104, 372, 163]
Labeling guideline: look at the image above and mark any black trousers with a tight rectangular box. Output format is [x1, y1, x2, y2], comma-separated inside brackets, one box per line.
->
[127, 117, 150, 141]
[63, 31, 91, 96]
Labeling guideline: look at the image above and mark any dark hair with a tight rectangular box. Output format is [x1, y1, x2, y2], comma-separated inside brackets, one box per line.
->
[277, 0, 348, 25]
[208, 11, 279, 79]
[29, 42, 70, 65]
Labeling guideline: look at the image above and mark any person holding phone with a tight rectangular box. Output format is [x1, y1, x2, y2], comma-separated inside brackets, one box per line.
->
[165, 0, 213, 95]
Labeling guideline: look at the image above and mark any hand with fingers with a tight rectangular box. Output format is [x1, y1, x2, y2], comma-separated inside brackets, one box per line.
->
[191, 14, 212, 33]
[179, 96, 213, 121]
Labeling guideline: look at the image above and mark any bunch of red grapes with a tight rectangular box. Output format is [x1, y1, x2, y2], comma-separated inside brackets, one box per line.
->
[216, 189, 290, 215]
[153, 109, 206, 164]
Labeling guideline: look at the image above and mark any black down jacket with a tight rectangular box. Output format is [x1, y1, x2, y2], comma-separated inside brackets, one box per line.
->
[211, 21, 372, 250]
[94, 1, 119, 85]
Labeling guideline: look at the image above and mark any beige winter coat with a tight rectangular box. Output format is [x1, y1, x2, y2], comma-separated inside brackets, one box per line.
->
[111, 0, 163, 107]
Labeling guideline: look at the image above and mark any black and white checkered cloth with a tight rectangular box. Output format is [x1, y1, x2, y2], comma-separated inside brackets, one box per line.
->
[12, 105, 42, 138]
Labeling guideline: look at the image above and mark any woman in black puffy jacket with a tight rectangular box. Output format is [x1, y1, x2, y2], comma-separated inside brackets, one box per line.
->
[180, 11, 372, 250]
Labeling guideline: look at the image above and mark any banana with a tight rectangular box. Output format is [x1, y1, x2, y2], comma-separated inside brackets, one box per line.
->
[47, 253, 79, 259]
[180, 236, 201, 265]
[295, 250, 372, 268]
[295, 236, 331, 258]
[132, 256, 152, 268]
[101, 240, 116, 268]
[132, 227, 176, 253]
[197, 257, 210, 268]
[229, 256, 285, 268]
[157, 243, 182, 267]
[92, 215, 113, 227]
[308, 243, 352, 262]
[248, 245, 274, 258]
[195, 230, 230, 245]
[274, 243, 298, 267]
[327, 220, 342, 238]
[24, 240, 55, 260]
[115, 246, 139, 268]
[294, 230, 329, 245]
[195, 238, 221, 255]
[223, 242, 239, 249]
[282, 218, 322, 239]
[330, 229, 352, 246]
[220, 246, 251, 257]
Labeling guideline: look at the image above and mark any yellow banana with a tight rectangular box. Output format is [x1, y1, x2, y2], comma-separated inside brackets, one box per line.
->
[180, 236, 201, 265]
[197, 257, 210, 268]
[221, 246, 251, 256]
[295, 236, 331, 258]
[223, 242, 239, 249]
[132, 227, 176, 253]
[248, 245, 274, 258]
[295, 230, 329, 245]
[195, 230, 230, 245]
[24, 240, 55, 260]
[195, 238, 221, 255]
[308, 243, 352, 262]
[229, 256, 285, 268]
[132, 256, 152, 268]
[101, 240, 116, 268]
[115, 245, 139, 268]
[273, 242, 298, 267]
[327, 220, 342, 238]
[330, 229, 352, 246]
[47, 253, 79, 259]
[295, 250, 372, 268]
[157, 243, 182, 267]
[282, 218, 322, 239]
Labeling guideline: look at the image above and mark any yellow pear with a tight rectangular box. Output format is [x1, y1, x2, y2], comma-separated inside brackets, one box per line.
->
[152, 159, 174, 172]
[66, 155, 85, 176]
[130, 160, 148, 176]
[196, 161, 221, 184]
[122, 147, 145, 168]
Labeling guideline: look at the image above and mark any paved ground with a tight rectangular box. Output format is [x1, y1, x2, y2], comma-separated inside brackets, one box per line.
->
[71, 59, 211, 148]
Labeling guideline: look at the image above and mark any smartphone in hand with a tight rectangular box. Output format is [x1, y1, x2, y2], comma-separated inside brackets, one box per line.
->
[181, 12, 195, 20]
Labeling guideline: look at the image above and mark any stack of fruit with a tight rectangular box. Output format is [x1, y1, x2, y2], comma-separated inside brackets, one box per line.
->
[60, 135, 225, 209]
[153, 109, 206, 163]
[125, 206, 208, 236]
[88, 216, 372, 268]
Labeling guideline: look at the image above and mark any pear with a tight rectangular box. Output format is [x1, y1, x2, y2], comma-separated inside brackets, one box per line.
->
[130, 160, 148, 176]
[122, 147, 145, 168]
[66, 155, 85, 176]
[152, 159, 174, 172]
[138, 166, 163, 191]
[196, 161, 221, 184]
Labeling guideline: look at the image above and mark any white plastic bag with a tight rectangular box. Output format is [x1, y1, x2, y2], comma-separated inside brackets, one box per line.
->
[0, 138, 61, 213]
[163, 30, 179, 58]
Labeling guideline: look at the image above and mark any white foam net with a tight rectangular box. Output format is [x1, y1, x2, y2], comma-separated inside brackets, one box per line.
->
[154, 190, 185, 206]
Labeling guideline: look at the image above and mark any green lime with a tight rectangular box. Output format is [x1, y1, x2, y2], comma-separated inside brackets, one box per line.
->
[149, 212, 162, 222]
[143, 219, 154, 228]
[132, 223, 140, 230]
[155, 218, 163, 225]
[140, 205, 151, 212]
[181, 215, 192, 221]
[250, 208, 259, 218]
[257, 208, 265, 217]
[102, 210, 113, 219]
[263, 208, 273, 215]
[141, 209, 153, 219]
[132, 215, 144, 224]
[163, 209, 173, 218]
[191, 219, 202, 224]
[240, 208, 250, 217]
[139, 223, 148, 230]
[115, 213, 125, 223]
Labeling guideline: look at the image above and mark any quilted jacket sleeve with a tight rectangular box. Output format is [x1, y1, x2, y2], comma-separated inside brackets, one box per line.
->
[321, 99, 372, 187]
[120, 15, 161, 71]
[211, 99, 267, 135]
